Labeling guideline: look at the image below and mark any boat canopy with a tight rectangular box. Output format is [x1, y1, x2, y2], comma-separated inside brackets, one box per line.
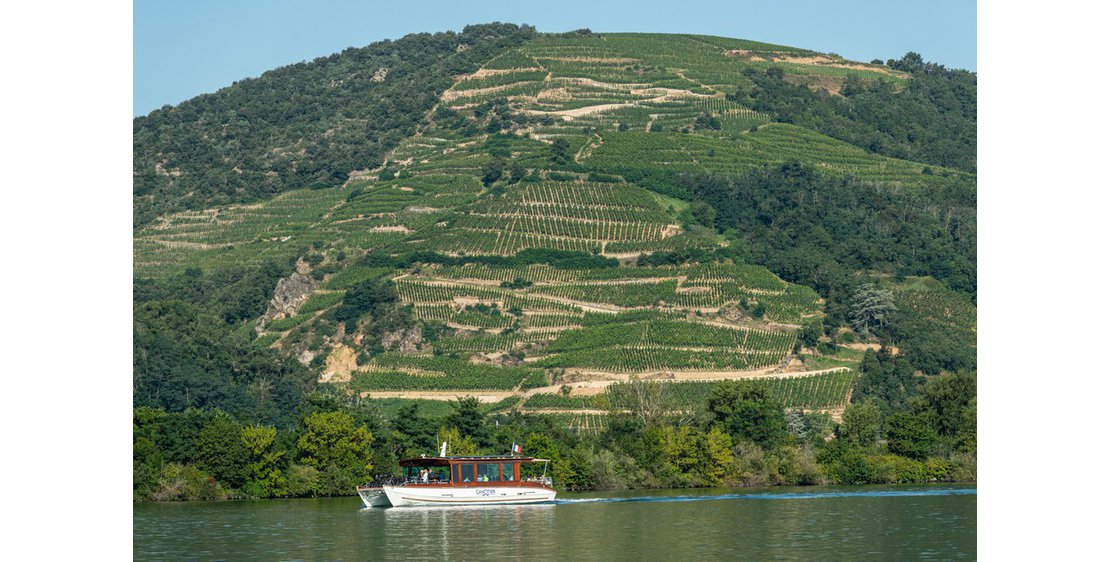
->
[398, 455, 547, 467]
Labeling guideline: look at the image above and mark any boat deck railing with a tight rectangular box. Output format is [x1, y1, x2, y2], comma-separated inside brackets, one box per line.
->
[361, 475, 554, 488]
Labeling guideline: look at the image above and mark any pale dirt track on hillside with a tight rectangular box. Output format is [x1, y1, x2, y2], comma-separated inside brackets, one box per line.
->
[356, 367, 852, 402]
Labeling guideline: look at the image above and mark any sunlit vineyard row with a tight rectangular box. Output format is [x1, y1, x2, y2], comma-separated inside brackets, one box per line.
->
[544, 320, 796, 353]
[351, 354, 548, 390]
[607, 369, 858, 410]
[538, 347, 786, 371]
[584, 125, 944, 186]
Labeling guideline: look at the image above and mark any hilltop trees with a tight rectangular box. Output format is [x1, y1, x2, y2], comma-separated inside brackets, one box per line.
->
[133, 23, 538, 225]
[733, 54, 976, 172]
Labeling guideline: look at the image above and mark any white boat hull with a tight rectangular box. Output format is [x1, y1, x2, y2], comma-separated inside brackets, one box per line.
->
[357, 488, 392, 508]
[381, 485, 557, 507]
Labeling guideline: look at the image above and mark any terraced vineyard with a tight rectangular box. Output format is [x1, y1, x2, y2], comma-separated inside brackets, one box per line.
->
[438, 32, 906, 139]
[584, 125, 954, 186]
[407, 180, 711, 256]
[134, 31, 972, 424]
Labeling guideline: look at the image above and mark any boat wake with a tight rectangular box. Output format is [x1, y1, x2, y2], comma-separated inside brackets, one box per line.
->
[554, 488, 976, 505]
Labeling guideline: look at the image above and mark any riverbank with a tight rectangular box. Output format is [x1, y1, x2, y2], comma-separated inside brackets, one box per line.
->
[135, 373, 976, 503]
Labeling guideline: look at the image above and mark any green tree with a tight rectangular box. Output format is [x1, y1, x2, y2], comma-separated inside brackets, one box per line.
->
[523, 433, 570, 487]
[241, 425, 287, 497]
[133, 407, 166, 500]
[481, 157, 505, 186]
[702, 426, 734, 485]
[840, 400, 883, 448]
[707, 381, 787, 448]
[297, 411, 375, 479]
[800, 320, 823, 348]
[438, 426, 480, 456]
[195, 412, 250, 489]
[333, 279, 397, 330]
[848, 284, 896, 336]
[445, 396, 491, 446]
[690, 201, 717, 228]
[509, 160, 527, 182]
[885, 412, 938, 460]
[550, 138, 571, 164]
[913, 371, 977, 437]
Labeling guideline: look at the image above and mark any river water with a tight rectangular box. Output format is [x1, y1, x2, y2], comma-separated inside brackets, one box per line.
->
[134, 484, 975, 560]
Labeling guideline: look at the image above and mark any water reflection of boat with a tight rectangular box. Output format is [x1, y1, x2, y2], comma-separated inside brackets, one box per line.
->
[358, 454, 556, 507]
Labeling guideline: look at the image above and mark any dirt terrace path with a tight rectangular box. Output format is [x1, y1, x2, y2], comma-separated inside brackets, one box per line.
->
[357, 367, 852, 402]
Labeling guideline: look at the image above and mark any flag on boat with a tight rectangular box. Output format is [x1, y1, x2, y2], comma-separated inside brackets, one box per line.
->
[512, 443, 522, 454]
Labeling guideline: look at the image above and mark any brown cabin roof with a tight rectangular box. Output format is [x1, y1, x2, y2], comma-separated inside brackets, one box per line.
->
[397, 455, 544, 467]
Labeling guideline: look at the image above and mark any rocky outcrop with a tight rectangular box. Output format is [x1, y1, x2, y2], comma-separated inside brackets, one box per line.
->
[256, 272, 317, 334]
[382, 326, 423, 353]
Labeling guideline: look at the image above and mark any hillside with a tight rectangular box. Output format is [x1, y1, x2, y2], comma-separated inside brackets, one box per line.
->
[133, 28, 975, 435]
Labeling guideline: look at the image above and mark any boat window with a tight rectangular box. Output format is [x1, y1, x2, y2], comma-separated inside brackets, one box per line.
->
[501, 462, 515, 481]
[476, 463, 500, 482]
[460, 463, 474, 483]
[430, 467, 448, 482]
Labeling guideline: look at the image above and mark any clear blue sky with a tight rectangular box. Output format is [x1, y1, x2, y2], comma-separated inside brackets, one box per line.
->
[134, 0, 976, 116]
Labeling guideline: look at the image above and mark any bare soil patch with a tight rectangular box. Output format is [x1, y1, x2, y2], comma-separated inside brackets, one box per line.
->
[320, 344, 358, 383]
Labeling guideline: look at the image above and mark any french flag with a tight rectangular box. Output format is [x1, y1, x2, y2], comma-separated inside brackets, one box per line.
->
[512, 443, 522, 454]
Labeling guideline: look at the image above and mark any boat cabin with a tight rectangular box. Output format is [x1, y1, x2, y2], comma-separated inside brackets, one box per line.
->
[397, 455, 551, 487]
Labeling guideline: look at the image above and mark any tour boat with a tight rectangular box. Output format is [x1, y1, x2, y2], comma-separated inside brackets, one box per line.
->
[357, 454, 556, 507]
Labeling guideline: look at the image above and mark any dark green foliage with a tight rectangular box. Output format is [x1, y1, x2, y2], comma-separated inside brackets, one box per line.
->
[838, 400, 882, 448]
[800, 320, 822, 348]
[911, 371, 976, 452]
[133, 23, 537, 225]
[852, 348, 919, 415]
[195, 413, 250, 488]
[500, 277, 533, 289]
[693, 113, 721, 130]
[887, 304, 977, 375]
[391, 403, 440, 458]
[706, 381, 787, 448]
[481, 157, 505, 186]
[334, 279, 398, 330]
[679, 162, 976, 307]
[733, 53, 976, 172]
[509, 160, 528, 182]
[688, 201, 717, 227]
[133, 301, 314, 425]
[445, 397, 492, 447]
[550, 138, 572, 165]
[885, 412, 938, 460]
[134, 262, 292, 324]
